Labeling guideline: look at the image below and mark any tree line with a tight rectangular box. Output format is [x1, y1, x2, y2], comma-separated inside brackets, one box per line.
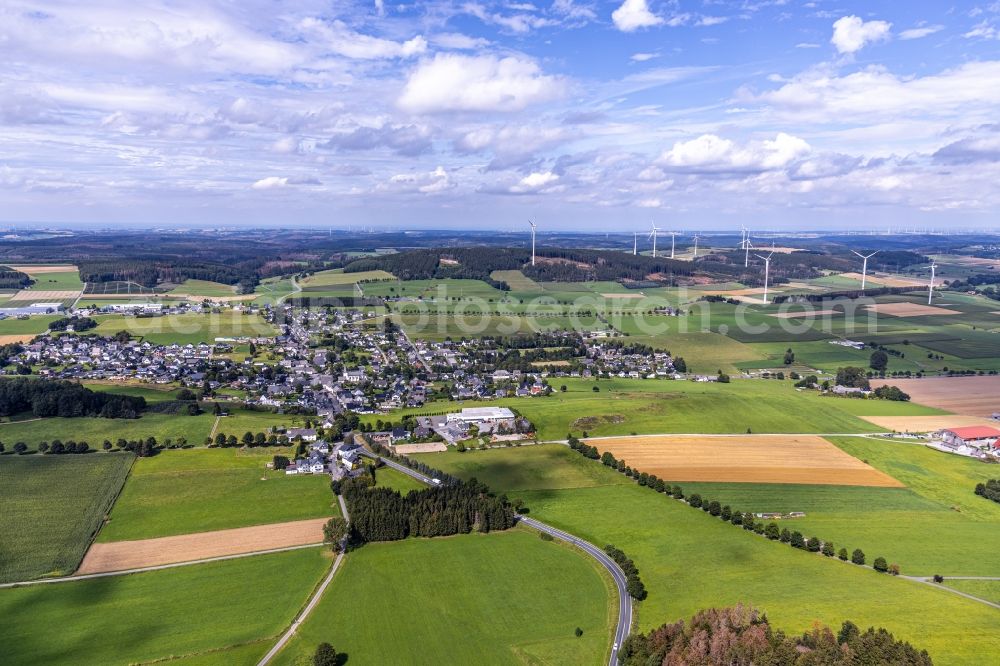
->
[0, 378, 146, 419]
[618, 604, 932, 665]
[0, 267, 34, 290]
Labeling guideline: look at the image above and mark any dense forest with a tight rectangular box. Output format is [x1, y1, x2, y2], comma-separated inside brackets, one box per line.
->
[0, 378, 146, 418]
[339, 474, 516, 542]
[0, 266, 34, 290]
[618, 605, 932, 665]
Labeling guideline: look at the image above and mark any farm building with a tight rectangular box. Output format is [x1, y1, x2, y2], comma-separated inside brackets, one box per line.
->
[446, 406, 516, 424]
[939, 426, 1000, 450]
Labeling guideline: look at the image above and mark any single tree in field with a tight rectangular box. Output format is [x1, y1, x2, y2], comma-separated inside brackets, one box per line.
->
[764, 522, 780, 540]
[313, 642, 340, 666]
[870, 350, 889, 372]
[873, 556, 888, 573]
[790, 531, 805, 549]
[806, 536, 821, 552]
[783, 348, 794, 365]
[838, 547, 849, 561]
[851, 548, 866, 566]
[779, 528, 791, 543]
[323, 517, 349, 552]
[822, 541, 835, 557]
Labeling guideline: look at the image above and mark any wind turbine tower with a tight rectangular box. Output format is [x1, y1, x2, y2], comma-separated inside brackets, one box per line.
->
[692, 234, 701, 258]
[740, 227, 754, 267]
[756, 250, 775, 304]
[669, 231, 678, 259]
[633, 232, 639, 256]
[852, 250, 878, 292]
[928, 262, 937, 304]
[528, 220, 537, 267]
[649, 221, 660, 258]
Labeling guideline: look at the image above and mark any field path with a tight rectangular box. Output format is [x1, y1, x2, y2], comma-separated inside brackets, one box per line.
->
[77, 517, 328, 574]
[257, 495, 348, 666]
[209, 415, 222, 439]
[904, 577, 1000, 611]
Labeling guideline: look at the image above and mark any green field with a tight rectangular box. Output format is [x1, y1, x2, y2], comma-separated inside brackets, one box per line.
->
[92, 312, 277, 344]
[300, 269, 395, 289]
[0, 314, 61, 336]
[0, 454, 134, 582]
[0, 411, 215, 451]
[168, 279, 240, 298]
[24, 269, 84, 291]
[490, 270, 542, 292]
[0, 547, 330, 666]
[99, 447, 335, 542]
[273, 529, 614, 666]
[369, 378, 891, 439]
[374, 464, 427, 494]
[942, 579, 1000, 605]
[419, 444, 1000, 664]
[487, 378, 883, 439]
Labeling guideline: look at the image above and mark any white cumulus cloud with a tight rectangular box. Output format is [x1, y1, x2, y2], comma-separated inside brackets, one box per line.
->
[612, 0, 663, 32]
[397, 54, 566, 114]
[251, 176, 289, 190]
[831, 15, 892, 54]
[657, 133, 811, 173]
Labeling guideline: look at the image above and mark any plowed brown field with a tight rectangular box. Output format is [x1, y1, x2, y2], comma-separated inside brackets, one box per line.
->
[869, 376, 1000, 417]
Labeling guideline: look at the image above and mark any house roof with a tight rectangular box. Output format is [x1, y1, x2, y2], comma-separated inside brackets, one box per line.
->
[942, 426, 1000, 439]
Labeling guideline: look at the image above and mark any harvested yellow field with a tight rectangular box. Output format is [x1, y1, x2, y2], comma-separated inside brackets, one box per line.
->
[7, 289, 81, 302]
[4, 264, 77, 274]
[593, 435, 903, 487]
[393, 442, 448, 454]
[864, 303, 960, 317]
[770, 309, 840, 319]
[0, 334, 38, 344]
[870, 376, 1000, 417]
[838, 272, 927, 288]
[858, 414, 1000, 433]
[76, 518, 327, 574]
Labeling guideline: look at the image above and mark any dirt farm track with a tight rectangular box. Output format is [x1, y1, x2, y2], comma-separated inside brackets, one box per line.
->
[592, 435, 903, 487]
[870, 376, 1000, 417]
[77, 518, 327, 575]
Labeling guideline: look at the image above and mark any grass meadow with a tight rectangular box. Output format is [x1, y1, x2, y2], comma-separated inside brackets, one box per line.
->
[273, 529, 614, 666]
[0, 314, 61, 336]
[92, 312, 277, 344]
[0, 411, 216, 451]
[98, 447, 335, 542]
[368, 378, 890, 439]
[418, 444, 1000, 664]
[374, 464, 427, 494]
[0, 453, 134, 582]
[25, 270, 84, 291]
[942, 580, 1000, 605]
[0, 547, 331, 666]
[167, 279, 239, 297]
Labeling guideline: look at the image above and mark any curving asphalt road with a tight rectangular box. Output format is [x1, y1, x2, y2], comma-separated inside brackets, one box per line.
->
[368, 453, 632, 665]
[518, 516, 633, 666]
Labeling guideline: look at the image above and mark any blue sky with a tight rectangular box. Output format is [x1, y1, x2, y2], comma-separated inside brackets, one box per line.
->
[1, 1, 999, 230]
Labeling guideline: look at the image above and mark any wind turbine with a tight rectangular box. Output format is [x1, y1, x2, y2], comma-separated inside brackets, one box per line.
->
[668, 231, 678, 259]
[927, 262, 937, 305]
[755, 250, 775, 304]
[633, 232, 639, 256]
[649, 221, 660, 258]
[739, 226, 754, 267]
[851, 250, 878, 292]
[527, 219, 537, 267]
[692, 233, 701, 258]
